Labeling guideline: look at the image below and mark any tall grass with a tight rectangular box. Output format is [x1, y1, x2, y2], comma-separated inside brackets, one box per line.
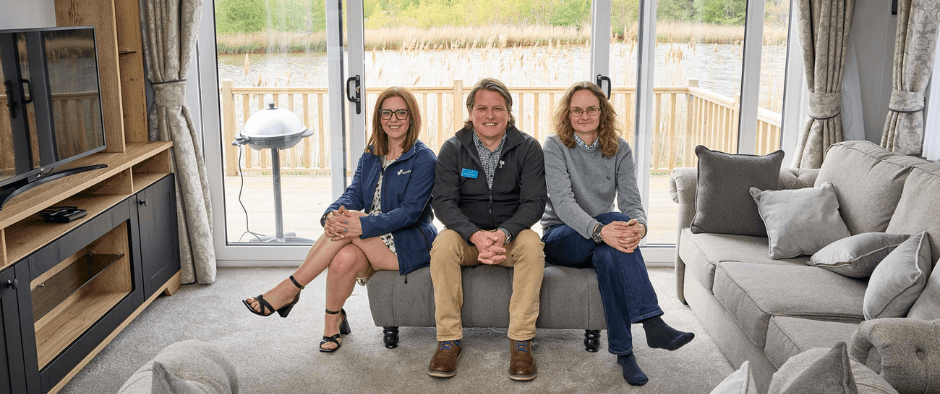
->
[652, 21, 787, 46]
[217, 22, 789, 54]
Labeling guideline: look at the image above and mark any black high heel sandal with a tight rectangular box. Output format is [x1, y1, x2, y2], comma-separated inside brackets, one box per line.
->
[320, 308, 351, 353]
[243, 275, 305, 318]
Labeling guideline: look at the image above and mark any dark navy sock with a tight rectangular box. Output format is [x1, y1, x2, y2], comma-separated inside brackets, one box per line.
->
[617, 353, 648, 386]
[642, 315, 695, 351]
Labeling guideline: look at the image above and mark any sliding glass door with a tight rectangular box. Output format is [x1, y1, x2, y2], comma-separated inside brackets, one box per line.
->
[200, 0, 799, 263]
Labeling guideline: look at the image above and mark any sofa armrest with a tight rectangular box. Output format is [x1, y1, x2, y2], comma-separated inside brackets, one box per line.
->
[669, 168, 698, 230]
[849, 318, 940, 394]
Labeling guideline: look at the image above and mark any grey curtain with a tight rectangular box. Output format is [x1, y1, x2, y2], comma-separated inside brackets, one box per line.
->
[141, 0, 216, 284]
[792, 0, 856, 169]
[881, 0, 940, 156]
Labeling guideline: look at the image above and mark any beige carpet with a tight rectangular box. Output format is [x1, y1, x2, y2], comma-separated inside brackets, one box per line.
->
[60, 266, 734, 393]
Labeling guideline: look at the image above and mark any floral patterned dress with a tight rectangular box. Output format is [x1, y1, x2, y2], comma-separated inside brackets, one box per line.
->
[367, 157, 397, 255]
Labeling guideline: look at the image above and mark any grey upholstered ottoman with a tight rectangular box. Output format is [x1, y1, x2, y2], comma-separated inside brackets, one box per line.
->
[366, 264, 608, 351]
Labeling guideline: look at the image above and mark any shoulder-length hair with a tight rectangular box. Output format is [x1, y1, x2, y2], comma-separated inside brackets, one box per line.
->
[552, 81, 621, 158]
[463, 78, 516, 131]
[368, 87, 422, 156]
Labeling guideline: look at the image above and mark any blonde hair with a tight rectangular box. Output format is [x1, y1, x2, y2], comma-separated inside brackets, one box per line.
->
[552, 81, 621, 158]
[368, 87, 422, 156]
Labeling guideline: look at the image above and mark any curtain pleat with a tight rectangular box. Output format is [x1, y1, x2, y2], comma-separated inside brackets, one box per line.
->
[792, 0, 856, 169]
[881, 0, 940, 156]
[141, 0, 216, 284]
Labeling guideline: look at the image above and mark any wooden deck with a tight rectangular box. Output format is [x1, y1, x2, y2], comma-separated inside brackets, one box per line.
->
[222, 174, 678, 244]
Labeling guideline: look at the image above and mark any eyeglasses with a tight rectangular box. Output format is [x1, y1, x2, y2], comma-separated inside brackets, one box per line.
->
[568, 107, 601, 118]
[379, 109, 410, 120]
[570, 107, 600, 117]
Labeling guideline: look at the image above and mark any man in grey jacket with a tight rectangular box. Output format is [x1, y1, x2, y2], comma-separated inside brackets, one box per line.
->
[427, 78, 547, 381]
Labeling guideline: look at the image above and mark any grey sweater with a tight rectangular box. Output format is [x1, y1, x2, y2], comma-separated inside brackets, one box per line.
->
[540, 134, 647, 239]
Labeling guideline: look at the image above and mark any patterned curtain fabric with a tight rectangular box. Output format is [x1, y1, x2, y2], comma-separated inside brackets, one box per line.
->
[881, 0, 940, 156]
[792, 0, 856, 169]
[140, 0, 216, 284]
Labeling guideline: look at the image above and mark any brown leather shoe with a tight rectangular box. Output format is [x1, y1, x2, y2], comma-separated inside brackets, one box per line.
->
[428, 341, 461, 378]
[508, 339, 537, 381]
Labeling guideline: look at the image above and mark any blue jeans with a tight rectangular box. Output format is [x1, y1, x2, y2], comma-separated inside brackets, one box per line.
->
[542, 212, 663, 355]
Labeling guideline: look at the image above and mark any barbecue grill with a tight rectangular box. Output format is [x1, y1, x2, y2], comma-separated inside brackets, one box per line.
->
[231, 103, 315, 243]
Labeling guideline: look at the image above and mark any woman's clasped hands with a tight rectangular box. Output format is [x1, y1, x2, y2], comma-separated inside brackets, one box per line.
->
[600, 219, 646, 253]
[325, 205, 366, 241]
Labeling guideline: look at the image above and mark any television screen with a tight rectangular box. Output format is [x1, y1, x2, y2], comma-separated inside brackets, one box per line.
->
[0, 26, 106, 209]
[0, 31, 42, 186]
[42, 28, 105, 163]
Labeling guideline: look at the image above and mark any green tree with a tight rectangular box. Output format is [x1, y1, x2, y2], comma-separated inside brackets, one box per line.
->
[658, 0, 695, 22]
[694, 0, 746, 25]
[215, 0, 266, 33]
[548, 0, 590, 27]
[366, 2, 392, 29]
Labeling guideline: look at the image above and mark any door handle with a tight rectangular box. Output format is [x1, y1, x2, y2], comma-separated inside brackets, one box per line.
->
[596, 74, 611, 99]
[139, 199, 149, 207]
[5, 279, 17, 289]
[346, 75, 361, 114]
[21, 78, 33, 104]
[4, 80, 17, 118]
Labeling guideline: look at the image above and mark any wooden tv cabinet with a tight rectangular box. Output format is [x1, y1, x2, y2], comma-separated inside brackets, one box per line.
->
[0, 143, 181, 394]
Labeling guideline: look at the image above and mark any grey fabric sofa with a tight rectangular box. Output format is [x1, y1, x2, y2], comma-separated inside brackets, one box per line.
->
[669, 141, 940, 393]
[366, 264, 607, 350]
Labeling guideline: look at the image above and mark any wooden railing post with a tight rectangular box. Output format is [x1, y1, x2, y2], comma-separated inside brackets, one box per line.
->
[221, 80, 237, 176]
[731, 95, 740, 153]
[685, 81, 697, 167]
[453, 80, 464, 136]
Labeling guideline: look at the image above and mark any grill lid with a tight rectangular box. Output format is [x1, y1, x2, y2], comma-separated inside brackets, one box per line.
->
[233, 102, 312, 150]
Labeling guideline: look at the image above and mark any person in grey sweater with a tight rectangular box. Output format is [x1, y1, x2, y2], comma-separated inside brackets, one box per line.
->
[540, 81, 694, 386]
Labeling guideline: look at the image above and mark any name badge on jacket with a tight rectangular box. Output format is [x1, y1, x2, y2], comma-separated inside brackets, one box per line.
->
[461, 168, 479, 179]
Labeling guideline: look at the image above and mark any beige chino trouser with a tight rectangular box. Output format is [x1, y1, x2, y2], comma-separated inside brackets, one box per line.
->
[430, 228, 545, 341]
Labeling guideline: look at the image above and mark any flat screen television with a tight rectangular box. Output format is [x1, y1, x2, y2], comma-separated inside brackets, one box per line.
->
[0, 26, 107, 210]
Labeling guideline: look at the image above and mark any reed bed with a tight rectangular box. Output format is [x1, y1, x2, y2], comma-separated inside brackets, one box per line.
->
[217, 22, 790, 54]
[652, 21, 788, 46]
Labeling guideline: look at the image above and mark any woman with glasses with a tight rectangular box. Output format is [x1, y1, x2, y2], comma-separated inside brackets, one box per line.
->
[540, 82, 694, 385]
[243, 87, 437, 353]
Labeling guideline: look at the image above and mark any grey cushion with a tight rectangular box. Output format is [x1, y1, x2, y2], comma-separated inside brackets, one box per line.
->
[117, 340, 239, 394]
[768, 344, 898, 394]
[886, 163, 940, 260]
[678, 228, 809, 294]
[864, 232, 933, 319]
[709, 360, 758, 394]
[775, 342, 859, 394]
[367, 265, 607, 330]
[816, 141, 912, 235]
[750, 182, 851, 259]
[690, 145, 784, 237]
[808, 233, 910, 278]
[908, 257, 940, 320]
[765, 317, 860, 370]
[713, 262, 866, 348]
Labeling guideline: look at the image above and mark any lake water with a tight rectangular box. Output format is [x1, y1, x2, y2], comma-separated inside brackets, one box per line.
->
[217, 42, 787, 105]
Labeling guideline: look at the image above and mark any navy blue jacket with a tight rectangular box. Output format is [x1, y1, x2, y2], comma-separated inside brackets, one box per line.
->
[323, 140, 437, 275]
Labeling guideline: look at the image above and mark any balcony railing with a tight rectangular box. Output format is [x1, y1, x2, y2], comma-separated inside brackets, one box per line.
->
[219, 80, 781, 176]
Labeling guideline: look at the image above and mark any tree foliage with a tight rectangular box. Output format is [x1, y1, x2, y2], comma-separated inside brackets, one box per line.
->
[215, 0, 326, 33]
[694, 0, 747, 25]
[215, 0, 266, 33]
[216, 0, 778, 34]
